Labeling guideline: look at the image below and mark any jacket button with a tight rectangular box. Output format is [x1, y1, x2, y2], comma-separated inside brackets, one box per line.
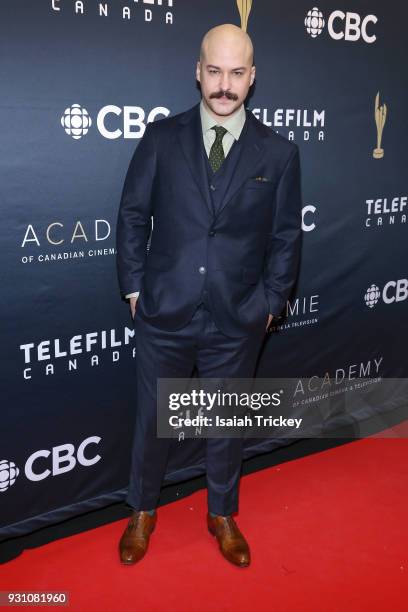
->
[198, 266, 206, 274]
[208, 230, 216, 237]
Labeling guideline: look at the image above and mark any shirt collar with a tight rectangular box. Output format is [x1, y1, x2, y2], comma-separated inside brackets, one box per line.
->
[199, 99, 246, 141]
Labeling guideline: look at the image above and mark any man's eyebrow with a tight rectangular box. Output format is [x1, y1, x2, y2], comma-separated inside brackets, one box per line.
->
[206, 64, 247, 71]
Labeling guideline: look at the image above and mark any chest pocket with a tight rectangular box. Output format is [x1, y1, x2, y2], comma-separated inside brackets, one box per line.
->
[245, 177, 274, 190]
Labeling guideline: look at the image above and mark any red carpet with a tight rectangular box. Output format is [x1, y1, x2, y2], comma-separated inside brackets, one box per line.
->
[1, 423, 407, 612]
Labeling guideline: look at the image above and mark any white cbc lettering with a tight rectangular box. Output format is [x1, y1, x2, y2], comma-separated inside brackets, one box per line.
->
[97, 106, 170, 139]
[302, 205, 316, 232]
[383, 279, 408, 304]
[328, 11, 377, 43]
[24, 436, 101, 481]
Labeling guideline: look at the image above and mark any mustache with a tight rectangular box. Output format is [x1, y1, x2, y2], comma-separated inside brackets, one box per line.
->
[209, 90, 239, 101]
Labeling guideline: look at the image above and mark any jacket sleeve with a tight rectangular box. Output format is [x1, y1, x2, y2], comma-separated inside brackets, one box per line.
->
[115, 122, 157, 298]
[263, 145, 302, 318]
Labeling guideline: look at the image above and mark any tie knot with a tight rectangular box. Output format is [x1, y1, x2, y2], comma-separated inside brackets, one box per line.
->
[212, 125, 228, 140]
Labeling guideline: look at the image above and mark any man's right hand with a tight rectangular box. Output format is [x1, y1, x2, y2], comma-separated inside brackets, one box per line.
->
[130, 296, 138, 319]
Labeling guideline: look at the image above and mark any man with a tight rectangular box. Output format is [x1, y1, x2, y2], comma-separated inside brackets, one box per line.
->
[116, 23, 302, 567]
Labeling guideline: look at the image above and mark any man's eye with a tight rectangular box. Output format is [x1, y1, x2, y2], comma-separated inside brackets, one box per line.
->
[234, 72, 243, 76]
[209, 69, 219, 74]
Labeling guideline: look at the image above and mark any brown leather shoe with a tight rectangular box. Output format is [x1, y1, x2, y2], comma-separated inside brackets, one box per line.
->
[207, 513, 251, 567]
[119, 510, 157, 565]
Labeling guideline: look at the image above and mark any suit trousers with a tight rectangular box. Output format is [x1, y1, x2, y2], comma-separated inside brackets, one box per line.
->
[126, 294, 267, 516]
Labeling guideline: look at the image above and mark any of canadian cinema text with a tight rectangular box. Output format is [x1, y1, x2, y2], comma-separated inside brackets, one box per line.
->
[169, 415, 303, 429]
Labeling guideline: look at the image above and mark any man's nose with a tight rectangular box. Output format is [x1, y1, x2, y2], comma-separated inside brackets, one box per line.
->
[220, 72, 231, 91]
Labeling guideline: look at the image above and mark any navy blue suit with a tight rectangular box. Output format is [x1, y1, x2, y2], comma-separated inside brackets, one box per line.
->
[116, 102, 302, 514]
[116, 102, 302, 337]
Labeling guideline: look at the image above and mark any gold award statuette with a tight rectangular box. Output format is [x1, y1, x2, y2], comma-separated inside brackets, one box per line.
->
[373, 91, 387, 159]
[236, 0, 252, 31]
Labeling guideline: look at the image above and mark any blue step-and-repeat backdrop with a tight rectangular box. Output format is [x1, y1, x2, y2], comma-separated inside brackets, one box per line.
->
[1, 0, 407, 540]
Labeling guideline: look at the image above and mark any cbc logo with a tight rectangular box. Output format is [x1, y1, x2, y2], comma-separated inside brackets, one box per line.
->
[60, 104, 169, 140]
[364, 280, 408, 309]
[0, 460, 19, 493]
[305, 7, 377, 43]
[61, 104, 92, 140]
[0, 436, 101, 492]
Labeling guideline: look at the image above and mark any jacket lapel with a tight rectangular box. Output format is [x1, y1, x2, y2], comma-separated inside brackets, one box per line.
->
[214, 111, 265, 219]
[177, 104, 214, 218]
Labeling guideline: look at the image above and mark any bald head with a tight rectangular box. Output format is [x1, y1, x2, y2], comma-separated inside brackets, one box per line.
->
[196, 23, 256, 121]
[200, 23, 254, 66]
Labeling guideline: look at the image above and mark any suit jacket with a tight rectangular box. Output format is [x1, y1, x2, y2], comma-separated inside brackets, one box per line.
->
[116, 102, 302, 338]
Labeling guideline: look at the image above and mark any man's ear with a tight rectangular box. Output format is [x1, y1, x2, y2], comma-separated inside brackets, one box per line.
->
[195, 60, 201, 82]
[250, 65, 256, 86]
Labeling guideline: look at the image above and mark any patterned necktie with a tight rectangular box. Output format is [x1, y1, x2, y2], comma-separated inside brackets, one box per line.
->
[209, 125, 228, 172]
